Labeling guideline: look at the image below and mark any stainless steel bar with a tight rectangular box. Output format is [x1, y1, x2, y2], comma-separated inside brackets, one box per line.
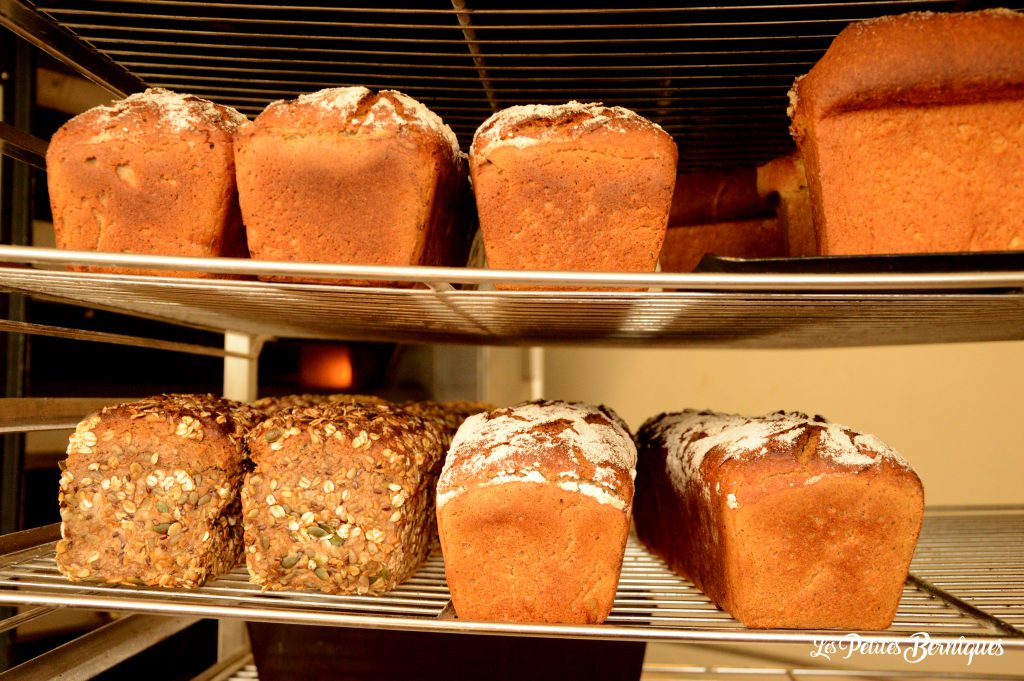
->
[0, 245, 1022, 291]
[0, 319, 254, 358]
[190, 651, 254, 681]
[0, 614, 198, 681]
[0, 121, 46, 170]
[0, 605, 56, 635]
[0, 0, 144, 96]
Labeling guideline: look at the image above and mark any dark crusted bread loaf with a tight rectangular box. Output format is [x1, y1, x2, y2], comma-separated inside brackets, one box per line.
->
[788, 9, 1024, 255]
[235, 87, 471, 284]
[242, 402, 446, 594]
[46, 88, 248, 276]
[436, 400, 636, 624]
[56, 394, 258, 588]
[634, 409, 924, 630]
[470, 102, 677, 289]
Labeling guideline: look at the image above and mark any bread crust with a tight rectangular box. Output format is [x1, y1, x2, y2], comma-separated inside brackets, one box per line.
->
[634, 409, 924, 630]
[46, 89, 248, 277]
[234, 88, 470, 285]
[56, 394, 256, 588]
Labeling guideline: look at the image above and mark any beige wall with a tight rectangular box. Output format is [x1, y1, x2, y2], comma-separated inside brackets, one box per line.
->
[544, 341, 1024, 506]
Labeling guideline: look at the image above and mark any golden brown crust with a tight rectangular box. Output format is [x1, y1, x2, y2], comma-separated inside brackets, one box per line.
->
[790, 9, 1024, 125]
[55, 393, 254, 588]
[46, 89, 248, 277]
[250, 393, 388, 416]
[756, 154, 816, 257]
[634, 409, 924, 630]
[241, 402, 446, 594]
[436, 400, 636, 624]
[234, 87, 470, 285]
[660, 219, 784, 272]
[469, 103, 677, 290]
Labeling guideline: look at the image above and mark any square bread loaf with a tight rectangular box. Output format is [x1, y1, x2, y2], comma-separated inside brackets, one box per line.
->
[634, 409, 924, 629]
[234, 87, 471, 285]
[242, 402, 446, 594]
[56, 394, 257, 588]
[470, 102, 677, 289]
[788, 9, 1024, 255]
[436, 400, 637, 624]
[46, 88, 248, 276]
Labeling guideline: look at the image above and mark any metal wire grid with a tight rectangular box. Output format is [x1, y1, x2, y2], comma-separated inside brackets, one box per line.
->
[0, 511, 1021, 646]
[1, 264, 1023, 347]
[25, 0, 1018, 170]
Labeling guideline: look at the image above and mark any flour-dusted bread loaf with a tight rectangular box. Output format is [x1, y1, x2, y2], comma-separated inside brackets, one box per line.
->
[242, 402, 446, 594]
[436, 400, 637, 624]
[46, 88, 248, 276]
[789, 9, 1024, 255]
[56, 394, 258, 588]
[470, 102, 677, 288]
[634, 409, 924, 630]
[235, 87, 471, 284]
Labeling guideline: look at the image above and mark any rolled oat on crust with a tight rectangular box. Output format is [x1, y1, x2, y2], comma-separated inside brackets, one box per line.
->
[56, 393, 257, 588]
[242, 402, 446, 595]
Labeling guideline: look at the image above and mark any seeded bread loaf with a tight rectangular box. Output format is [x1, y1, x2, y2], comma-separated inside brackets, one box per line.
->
[436, 400, 637, 624]
[242, 402, 446, 594]
[634, 409, 924, 630]
[56, 394, 257, 588]
[470, 102, 677, 288]
[235, 87, 471, 284]
[46, 88, 248, 276]
[788, 9, 1024, 255]
[250, 393, 388, 416]
[402, 400, 495, 442]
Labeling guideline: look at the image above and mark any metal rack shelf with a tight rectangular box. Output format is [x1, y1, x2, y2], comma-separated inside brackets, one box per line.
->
[0, 247, 1023, 347]
[0, 509, 1021, 646]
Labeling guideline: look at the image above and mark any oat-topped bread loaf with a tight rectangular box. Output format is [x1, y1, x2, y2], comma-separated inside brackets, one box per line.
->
[242, 402, 446, 594]
[250, 393, 388, 416]
[789, 9, 1024, 255]
[470, 102, 677, 288]
[56, 394, 258, 588]
[46, 88, 248, 276]
[634, 409, 924, 630]
[235, 87, 471, 284]
[436, 400, 637, 624]
[402, 400, 495, 442]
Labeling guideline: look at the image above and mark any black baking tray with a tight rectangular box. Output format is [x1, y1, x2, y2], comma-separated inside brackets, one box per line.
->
[694, 251, 1024, 274]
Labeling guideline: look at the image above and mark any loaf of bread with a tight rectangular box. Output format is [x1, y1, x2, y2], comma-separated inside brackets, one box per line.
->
[241, 402, 446, 594]
[402, 400, 495, 442]
[436, 400, 636, 624]
[756, 154, 816, 257]
[46, 88, 248, 276]
[788, 9, 1024, 255]
[470, 102, 677, 288]
[660, 219, 785, 272]
[634, 409, 924, 630]
[56, 394, 257, 588]
[234, 87, 471, 284]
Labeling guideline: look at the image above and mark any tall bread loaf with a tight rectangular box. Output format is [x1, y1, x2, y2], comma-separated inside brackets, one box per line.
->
[789, 9, 1024, 255]
[436, 400, 637, 624]
[634, 409, 924, 630]
[235, 87, 471, 284]
[56, 394, 258, 588]
[470, 102, 677, 289]
[46, 89, 248, 276]
[242, 402, 446, 594]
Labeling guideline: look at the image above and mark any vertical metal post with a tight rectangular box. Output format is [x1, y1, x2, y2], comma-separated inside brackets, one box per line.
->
[0, 33, 32, 672]
[218, 331, 261, 660]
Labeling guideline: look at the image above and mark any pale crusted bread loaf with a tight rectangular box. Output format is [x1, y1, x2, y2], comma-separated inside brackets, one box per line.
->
[634, 409, 924, 630]
[46, 88, 248, 276]
[235, 87, 471, 284]
[242, 402, 446, 594]
[470, 102, 677, 289]
[436, 400, 637, 624]
[789, 9, 1024, 255]
[660, 219, 784, 272]
[56, 394, 258, 588]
